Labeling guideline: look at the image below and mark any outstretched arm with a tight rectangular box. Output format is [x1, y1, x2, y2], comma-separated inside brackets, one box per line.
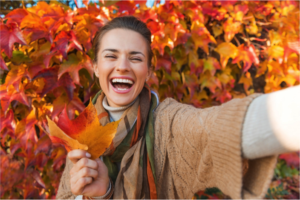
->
[153, 93, 278, 199]
[242, 85, 300, 159]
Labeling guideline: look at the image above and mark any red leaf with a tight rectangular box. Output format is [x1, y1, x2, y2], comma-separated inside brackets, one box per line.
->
[0, 84, 30, 111]
[9, 138, 23, 156]
[20, 13, 51, 43]
[201, 2, 220, 18]
[24, 149, 37, 169]
[34, 134, 52, 156]
[43, 50, 61, 68]
[31, 169, 46, 189]
[32, 67, 58, 95]
[219, 0, 237, 6]
[32, 67, 75, 100]
[5, 8, 29, 25]
[35, 153, 48, 169]
[115, 0, 138, 14]
[210, 194, 221, 199]
[5, 64, 28, 90]
[279, 152, 300, 168]
[0, 100, 10, 113]
[68, 31, 83, 52]
[147, 21, 163, 35]
[0, 22, 27, 58]
[83, 0, 90, 7]
[58, 73, 76, 100]
[50, 31, 69, 59]
[232, 44, 259, 72]
[156, 57, 172, 74]
[51, 146, 67, 171]
[27, 62, 45, 80]
[136, 8, 157, 23]
[58, 52, 94, 85]
[165, 0, 182, 10]
[15, 109, 38, 152]
[67, 96, 85, 119]
[55, 104, 91, 139]
[74, 0, 79, 8]
[0, 109, 15, 132]
[0, 155, 23, 194]
[51, 93, 85, 120]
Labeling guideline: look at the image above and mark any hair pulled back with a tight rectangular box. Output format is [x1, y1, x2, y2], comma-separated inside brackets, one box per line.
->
[92, 16, 153, 68]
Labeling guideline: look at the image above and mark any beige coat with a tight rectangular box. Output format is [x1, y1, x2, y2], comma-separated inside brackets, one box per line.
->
[56, 94, 277, 199]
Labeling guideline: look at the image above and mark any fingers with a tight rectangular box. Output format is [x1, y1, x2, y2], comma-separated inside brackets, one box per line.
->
[70, 158, 98, 175]
[68, 149, 91, 164]
[69, 157, 110, 197]
[71, 176, 93, 195]
[71, 167, 98, 185]
[70, 167, 98, 195]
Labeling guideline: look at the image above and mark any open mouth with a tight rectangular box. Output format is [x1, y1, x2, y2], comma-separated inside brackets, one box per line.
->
[110, 78, 134, 92]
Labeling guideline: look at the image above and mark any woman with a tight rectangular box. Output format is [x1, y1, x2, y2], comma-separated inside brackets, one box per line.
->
[56, 16, 300, 199]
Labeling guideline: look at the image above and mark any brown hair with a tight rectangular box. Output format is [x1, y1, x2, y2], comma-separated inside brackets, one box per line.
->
[92, 16, 153, 68]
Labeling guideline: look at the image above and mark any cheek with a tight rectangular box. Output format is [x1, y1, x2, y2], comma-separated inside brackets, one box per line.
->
[135, 66, 149, 82]
[96, 64, 110, 90]
[99, 76, 107, 88]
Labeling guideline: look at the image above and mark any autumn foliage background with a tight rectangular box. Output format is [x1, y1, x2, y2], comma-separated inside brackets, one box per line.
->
[0, 0, 299, 199]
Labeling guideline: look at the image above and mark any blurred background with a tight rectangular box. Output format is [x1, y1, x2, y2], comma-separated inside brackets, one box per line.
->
[0, 0, 165, 16]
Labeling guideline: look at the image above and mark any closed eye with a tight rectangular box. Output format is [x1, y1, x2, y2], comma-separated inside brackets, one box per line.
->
[131, 58, 142, 61]
[105, 55, 117, 59]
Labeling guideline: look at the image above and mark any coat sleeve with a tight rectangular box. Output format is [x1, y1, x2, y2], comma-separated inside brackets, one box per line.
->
[56, 157, 77, 199]
[153, 94, 277, 199]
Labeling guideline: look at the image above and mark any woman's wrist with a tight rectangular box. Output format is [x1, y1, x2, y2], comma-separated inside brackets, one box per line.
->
[83, 179, 113, 199]
[92, 180, 112, 199]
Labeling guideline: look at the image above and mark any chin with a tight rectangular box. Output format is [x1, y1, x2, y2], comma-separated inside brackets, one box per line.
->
[110, 96, 135, 107]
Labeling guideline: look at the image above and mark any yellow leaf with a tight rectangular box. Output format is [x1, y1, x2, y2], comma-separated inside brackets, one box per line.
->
[215, 42, 238, 68]
[268, 46, 284, 60]
[56, 23, 70, 34]
[246, 17, 258, 35]
[47, 101, 120, 159]
[212, 24, 223, 38]
[238, 72, 253, 93]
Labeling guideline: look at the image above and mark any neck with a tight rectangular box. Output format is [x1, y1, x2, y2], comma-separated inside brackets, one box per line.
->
[102, 96, 137, 121]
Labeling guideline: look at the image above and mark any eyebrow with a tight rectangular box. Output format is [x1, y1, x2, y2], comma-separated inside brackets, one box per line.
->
[129, 51, 145, 57]
[102, 49, 145, 57]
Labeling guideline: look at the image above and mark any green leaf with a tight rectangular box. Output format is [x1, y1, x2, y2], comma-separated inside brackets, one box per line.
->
[11, 50, 31, 65]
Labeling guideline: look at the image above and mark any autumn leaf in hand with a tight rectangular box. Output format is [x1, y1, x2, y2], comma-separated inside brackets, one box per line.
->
[46, 101, 120, 159]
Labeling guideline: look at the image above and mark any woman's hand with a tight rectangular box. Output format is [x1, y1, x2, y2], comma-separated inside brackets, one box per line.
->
[68, 150, 110, 197]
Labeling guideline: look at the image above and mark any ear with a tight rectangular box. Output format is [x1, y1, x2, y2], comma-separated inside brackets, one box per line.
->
[146, 67, 153, 82]
[93, 63, 99, 78]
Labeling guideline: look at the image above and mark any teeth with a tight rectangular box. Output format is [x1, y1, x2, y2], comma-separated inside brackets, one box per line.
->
[116, 88, 128, 91]
[112, 78, 133, 84]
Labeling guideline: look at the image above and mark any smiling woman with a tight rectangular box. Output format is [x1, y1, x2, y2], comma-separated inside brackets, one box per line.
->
[93, 28, 150, 107]
[56, 16, 300, 200]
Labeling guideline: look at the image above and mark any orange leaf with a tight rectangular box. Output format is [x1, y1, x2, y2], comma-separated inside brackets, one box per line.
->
[47, 101, 120, 159]
[46, 116, 88, 152]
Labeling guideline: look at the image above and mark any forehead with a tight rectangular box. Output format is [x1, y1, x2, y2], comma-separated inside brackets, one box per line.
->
[99, 28, 148, 53]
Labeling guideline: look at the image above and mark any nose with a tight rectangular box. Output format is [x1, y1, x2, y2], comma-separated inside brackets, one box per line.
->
[115, 56, 130, 72]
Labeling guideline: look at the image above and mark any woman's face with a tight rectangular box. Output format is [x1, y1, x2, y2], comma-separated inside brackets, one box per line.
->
[94, 28, 150, 107]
